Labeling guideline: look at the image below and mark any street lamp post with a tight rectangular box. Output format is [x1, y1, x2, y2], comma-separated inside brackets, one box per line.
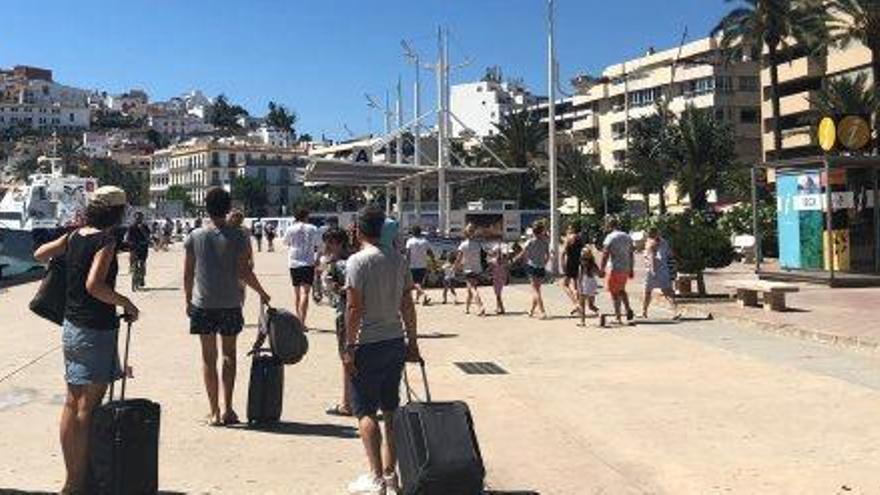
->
[547, 0, 560, 274]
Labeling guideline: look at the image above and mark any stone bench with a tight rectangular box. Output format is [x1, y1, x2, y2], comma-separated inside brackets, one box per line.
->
[723, 279, 800, 312]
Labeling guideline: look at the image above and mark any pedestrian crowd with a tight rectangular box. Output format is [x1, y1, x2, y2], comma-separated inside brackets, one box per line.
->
[33, 184, 681, 494]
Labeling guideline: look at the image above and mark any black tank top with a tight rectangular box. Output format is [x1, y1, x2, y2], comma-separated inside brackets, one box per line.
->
[564, 235, 584, 274]
[65, 231, 119, 330]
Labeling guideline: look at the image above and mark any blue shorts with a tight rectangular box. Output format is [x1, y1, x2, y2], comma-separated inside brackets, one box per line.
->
[410, 268, 427, 285]
[62, 320, 121, 386]
[526, 265, 547, 281]
[350, 338, 406, 418]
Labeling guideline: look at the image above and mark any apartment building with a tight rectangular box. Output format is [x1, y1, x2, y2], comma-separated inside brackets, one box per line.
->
[0, 103, 90, 132]
[531, 36, 762, 172]
[150, 139, 306, 215]
[451, 79, 540, 138]
[760, 41, 873, 160]
[147, 111, 213, 138]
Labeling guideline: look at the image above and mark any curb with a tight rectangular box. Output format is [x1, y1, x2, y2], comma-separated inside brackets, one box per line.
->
[665, 300, 880, 353]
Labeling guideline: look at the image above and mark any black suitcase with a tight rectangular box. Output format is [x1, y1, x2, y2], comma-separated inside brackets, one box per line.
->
[394, 361, 485, 495]
[89, 320, 161, 495]
[247, 348, 284, 424]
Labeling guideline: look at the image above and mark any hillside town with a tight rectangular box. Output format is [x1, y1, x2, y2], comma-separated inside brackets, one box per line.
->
[1, 0, 880, 493]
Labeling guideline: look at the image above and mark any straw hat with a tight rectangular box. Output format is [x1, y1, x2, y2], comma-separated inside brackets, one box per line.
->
[90, 185, 127, 207]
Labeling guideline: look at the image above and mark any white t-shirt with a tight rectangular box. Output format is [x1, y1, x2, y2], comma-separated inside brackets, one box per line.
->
[603, 230, 634, 272]
[405, 237, 431, 269]
[283, 222, 320, 268]
[458, 239, 483, 274]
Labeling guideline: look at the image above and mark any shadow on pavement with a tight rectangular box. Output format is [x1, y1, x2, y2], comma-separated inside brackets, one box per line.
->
[484, 491, 540, 494]
[0, 491, 186, 495]
[139, 287, 181, 292]
[234, 421, 359, 439]
[419, 332, 459, 339]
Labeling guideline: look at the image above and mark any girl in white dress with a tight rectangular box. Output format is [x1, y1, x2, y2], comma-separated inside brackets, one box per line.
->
[578, 246, 601, 326]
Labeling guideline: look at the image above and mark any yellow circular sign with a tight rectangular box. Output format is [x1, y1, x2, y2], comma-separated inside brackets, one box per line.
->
[818, 117, 837, 152]
[838, 115, 871, 151]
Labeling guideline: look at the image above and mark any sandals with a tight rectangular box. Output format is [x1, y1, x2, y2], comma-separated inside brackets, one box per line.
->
[205, 414, 223, 427]
[222, 411, 240, 426]
[326, 404, 353, 417]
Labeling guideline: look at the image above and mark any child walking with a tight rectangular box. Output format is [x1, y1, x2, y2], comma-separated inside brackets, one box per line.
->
[578, 247, 601, 326]
[490, 246, 508, 314]
[441, 251, 459, 305]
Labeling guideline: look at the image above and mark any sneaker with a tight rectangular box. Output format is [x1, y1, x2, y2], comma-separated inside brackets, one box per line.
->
[383, 473, 400, 494]
[347, 474, 385, 494]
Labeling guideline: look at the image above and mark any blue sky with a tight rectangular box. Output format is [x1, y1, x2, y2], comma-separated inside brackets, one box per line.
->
[0, 0, 728, 139]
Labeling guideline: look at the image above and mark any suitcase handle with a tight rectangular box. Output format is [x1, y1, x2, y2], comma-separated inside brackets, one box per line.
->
[402, 359, 432, 404]
[107, 316, 134, 403]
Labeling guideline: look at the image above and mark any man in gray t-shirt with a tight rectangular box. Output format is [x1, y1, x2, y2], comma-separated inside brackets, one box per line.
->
[343, 205, 419, 493]
[184, 187, 271, 427]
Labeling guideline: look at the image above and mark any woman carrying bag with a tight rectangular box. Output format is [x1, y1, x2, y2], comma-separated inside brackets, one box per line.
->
[33, 185, 140, 495]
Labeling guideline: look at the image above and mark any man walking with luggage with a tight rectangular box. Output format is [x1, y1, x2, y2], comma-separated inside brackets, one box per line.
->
[344, 204, 420, 495]
[184, 187, 271, 426]
[599, 217, 635, 325]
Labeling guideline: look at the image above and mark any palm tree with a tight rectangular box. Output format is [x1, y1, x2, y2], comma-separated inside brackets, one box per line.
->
[558, 150, 634, 216]
[809, 72, 879, 117]
[713, 0, 827, 158]
[825, 0, 880, 150]
[668, 105, 738, 210]
[487, 111, 549, 208]
[625, 108, 675, 214]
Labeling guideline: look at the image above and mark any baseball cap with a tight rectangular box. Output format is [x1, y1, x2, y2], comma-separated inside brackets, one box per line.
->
[90, 185, 127, 207]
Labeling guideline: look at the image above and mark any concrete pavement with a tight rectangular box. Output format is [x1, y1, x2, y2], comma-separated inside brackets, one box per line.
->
[2, 247, 880, 494]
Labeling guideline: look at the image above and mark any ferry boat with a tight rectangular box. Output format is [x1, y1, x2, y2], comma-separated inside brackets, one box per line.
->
[0, 156, 96, 279]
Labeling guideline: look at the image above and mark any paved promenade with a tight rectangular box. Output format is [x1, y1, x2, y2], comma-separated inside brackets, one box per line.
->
[2, 247, 880, 494]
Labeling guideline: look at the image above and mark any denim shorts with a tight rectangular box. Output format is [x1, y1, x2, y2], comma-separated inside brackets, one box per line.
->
[62, 320, 121, 386]
[350, 338, 406, 418]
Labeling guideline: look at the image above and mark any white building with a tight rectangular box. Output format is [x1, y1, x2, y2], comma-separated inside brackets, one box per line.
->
[105, 90, 149, 116]
[82, 131, 111, 157]
[147, 112, 213, 138]
[249, 125, 294, 148]
[0, 103, 90, 131]
[450, 79, 539, 138]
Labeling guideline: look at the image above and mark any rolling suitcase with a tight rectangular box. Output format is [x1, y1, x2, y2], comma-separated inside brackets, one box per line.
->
[89, 319, 161, 495]
[247, 348, 284, 424]
[394, 361, 485, 495]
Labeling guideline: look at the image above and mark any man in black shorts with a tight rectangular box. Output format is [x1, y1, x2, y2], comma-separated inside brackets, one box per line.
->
[184, 187, 271, 426]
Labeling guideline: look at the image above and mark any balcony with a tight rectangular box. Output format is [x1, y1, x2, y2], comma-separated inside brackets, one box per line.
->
[761, 56, 823, 86]
[571, 112, 598, 132]
[762, 90, 816, 118]
[762, 125, 816, 152]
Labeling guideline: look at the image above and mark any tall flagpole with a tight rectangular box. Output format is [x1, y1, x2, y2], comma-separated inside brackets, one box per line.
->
[547, 0, 560, 274]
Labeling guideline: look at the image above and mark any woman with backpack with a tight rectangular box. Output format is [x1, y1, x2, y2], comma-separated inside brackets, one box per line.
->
[34, 186, 140, 495]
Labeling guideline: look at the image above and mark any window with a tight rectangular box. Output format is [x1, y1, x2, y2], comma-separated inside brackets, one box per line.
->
[611, 122, 626, 139]
[229, 153, 237, 166]
[714, 76, 733, 93]
[687, 77, 715, 95]
[258, 168, 267, 181]
[613, 150, 626, 164]
[740, 107, 760, 124]
[211, 171, 220, 185]
[211, 152, 220, 166]
[739, 76, 759, 92]
[69, 113, 75, 122]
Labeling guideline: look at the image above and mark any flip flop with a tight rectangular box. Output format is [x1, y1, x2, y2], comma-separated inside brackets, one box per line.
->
[205, 414, 223, 427]
[222, 412, 240, 426]
[326, 404, 353, 417]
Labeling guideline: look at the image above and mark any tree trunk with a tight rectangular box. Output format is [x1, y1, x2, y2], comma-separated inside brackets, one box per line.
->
[872, 46, 880, 155]
[577, 198, 582, 216]
[658, 185, 667, 215]
[696, 271, 707, 297]
[643, 191, 651, 216]
[691, 186, 708, 211]
[767, 47, 783, 159]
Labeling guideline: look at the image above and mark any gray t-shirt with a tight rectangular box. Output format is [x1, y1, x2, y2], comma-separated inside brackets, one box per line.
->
[523, 237, 549, 268]
[603, 230, 634, 272]
[185, 225, 248, 309]
[345, 244, 413, 345]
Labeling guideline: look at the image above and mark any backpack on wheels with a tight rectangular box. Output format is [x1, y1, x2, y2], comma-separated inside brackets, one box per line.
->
[258, 304, 308, 365]
[394, 360, 485, 495]
[89, 318, 161, 495]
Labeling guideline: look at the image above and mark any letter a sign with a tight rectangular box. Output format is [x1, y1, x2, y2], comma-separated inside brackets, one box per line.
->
[353, 147, 372, 163]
